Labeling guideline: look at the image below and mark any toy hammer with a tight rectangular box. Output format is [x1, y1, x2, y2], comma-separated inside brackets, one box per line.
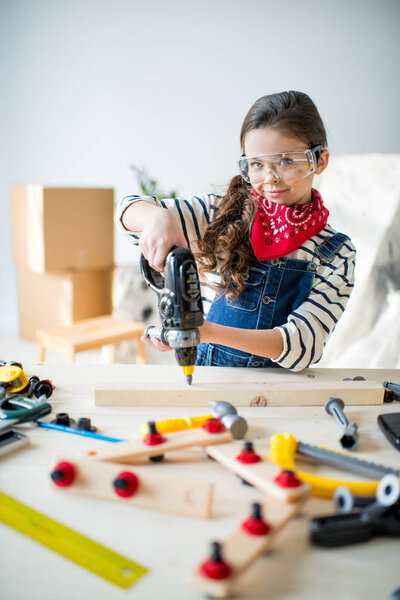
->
[139, 400, 248, 440]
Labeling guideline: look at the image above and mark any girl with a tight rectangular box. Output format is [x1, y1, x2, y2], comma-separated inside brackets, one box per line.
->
[115, 91, 356, 372]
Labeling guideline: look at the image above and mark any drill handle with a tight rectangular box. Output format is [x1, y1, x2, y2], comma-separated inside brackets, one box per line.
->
[140, 254, 166, 293]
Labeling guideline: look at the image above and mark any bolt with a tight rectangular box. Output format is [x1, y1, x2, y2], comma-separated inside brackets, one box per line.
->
[325, 397, 359, 450]
[236, 441, 261, 464]
[50, 461, 76, 487]
[76, 417, 96, 432]
[198, 542, 232, 580]
[241, 502, 271, 536]
[274, 469, 302, 488]
[143, 421, 166, 462]
[53, 413, 75, 427]
[202, 417, 226, 434]
[33, 379, 53, 399]
[325, 398, 348, 427]
[113, 471, 139, 498]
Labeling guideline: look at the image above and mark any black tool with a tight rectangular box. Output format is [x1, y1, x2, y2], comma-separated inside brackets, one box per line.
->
[310, 474, 400, 547]
[140, 247, 204, 385]
[325, 397, 359, 450]
[383, 381, 400, 402]
[51, 413, 97, 432]
[377, 412, 400, 451]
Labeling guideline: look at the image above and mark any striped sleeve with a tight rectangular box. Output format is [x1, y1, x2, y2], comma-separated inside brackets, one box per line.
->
[273, 240, 356, 372]
[114, 193, 222, 251]
[114, 193, 222, 314]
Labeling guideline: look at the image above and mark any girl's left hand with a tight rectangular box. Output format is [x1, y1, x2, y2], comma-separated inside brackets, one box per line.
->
[140, 335, 173, 352]
[140, 319, 214, 353]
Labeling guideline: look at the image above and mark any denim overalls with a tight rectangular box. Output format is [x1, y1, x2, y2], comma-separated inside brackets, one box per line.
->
[196, 232, 349, 368]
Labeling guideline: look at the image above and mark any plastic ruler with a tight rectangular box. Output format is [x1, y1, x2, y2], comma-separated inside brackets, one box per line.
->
[0, 491, 148, 589]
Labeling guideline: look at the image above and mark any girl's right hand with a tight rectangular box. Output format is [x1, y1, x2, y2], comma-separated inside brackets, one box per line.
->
[139, 210, 187, 272]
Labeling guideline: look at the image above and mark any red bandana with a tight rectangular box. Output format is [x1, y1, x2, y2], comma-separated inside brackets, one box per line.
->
[250, 188, 329, 260]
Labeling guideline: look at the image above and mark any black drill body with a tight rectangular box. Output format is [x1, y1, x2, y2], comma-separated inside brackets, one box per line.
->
[140, 247, 204, 382]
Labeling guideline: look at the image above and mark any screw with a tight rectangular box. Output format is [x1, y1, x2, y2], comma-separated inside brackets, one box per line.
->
[241, 503, 271, 536]
[325, 398, 348, 427]
[76, 417, 96, 432]
[198, 542, 232, 580]
[325, 397, 359, 450]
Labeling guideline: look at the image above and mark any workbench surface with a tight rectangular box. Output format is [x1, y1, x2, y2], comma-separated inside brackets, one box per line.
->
[1, 364, 399, 600]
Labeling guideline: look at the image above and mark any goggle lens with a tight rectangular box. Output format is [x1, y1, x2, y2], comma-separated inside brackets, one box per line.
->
[239, 146, 323, 184]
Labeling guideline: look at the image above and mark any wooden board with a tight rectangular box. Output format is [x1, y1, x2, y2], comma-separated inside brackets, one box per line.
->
[50, 458, 214, 518]
[189, 491, 309, 598]
[81, 428, 233, 464]
[206, 441, 310, 503]
[95, 379, 384, 407]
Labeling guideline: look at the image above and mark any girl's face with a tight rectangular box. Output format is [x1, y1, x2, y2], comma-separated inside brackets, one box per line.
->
[243, 127, 329, 206]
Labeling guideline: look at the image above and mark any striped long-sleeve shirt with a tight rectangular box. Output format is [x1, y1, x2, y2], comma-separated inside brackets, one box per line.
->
[115, 193, 356, 371]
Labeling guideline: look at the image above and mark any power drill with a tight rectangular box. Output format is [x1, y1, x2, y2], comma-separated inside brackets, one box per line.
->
[140, 247, 204, 385]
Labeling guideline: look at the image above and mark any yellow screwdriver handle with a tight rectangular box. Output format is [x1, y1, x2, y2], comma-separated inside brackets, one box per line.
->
[139, 414, 213, 438]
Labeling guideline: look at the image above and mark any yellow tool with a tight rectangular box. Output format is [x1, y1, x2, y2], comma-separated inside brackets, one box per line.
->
[0, 364, 28, 393]
[139, 414, 212, 438]
[268, 433, 399, 499]
[0, 491, 148, 589]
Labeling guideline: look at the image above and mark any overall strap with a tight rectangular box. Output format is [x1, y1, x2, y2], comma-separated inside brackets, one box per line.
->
[314, 232, 350, 263]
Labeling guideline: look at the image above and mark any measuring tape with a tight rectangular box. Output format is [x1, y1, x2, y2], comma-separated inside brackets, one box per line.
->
[0, 491, 148, 589]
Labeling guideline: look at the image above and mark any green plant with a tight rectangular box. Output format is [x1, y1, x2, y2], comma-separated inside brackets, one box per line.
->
[130, 164, 179, 199]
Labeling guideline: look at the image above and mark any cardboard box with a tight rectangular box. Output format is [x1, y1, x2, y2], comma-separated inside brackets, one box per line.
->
[16, 267, 114, 340]
[10, 185, 114, 273]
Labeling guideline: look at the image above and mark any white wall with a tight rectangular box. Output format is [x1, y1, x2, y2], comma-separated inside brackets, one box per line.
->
[1, 0, 399, 333]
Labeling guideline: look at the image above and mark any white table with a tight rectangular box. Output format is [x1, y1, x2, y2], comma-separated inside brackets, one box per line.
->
[1, 364, 399, 600]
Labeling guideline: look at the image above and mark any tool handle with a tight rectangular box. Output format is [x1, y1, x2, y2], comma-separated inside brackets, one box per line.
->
[310, 513, 375, 547]
[139, 415, 213, 438]
[0, 394, 51, 423]
[140, 253, 166, 293]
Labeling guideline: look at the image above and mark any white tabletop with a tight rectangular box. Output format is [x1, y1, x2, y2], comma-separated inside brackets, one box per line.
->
[1, 364, 400, 600]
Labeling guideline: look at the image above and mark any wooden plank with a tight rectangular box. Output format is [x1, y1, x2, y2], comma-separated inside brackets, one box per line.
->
[81, 428, 233, 464]
[50, 458, 214, 518]
[95, 379, 384, 407]
[206, 441, 310, 503]
[189, 492, 309, 598]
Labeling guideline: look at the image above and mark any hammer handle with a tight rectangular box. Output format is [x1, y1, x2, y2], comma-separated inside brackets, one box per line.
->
[139, 415, 213, 438]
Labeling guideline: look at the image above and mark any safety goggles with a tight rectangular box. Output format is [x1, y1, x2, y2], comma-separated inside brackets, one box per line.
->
[238, 145, 324, 184]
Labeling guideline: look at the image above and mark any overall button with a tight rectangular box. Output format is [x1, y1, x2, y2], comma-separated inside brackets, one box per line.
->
[262, 295, 273, 305]
[270, 259, 280, 266]
[252, 361, 261, 367]
[307, 262, 317, 272]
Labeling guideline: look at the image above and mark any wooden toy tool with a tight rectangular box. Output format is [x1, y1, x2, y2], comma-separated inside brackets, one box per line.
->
[82, 421, 233, 464]
[50, 457, 214, 518]
[206, 440, 310, 503]
[190, 477, 310, 597]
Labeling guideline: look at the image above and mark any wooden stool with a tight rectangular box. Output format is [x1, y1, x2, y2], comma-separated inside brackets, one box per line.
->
[36, 315, 147, 364]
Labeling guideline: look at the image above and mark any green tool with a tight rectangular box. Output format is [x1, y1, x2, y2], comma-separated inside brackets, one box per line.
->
[0, 492, 148, 589]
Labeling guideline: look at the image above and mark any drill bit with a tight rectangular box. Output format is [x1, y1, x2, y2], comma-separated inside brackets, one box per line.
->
[185, 374, 193, 386]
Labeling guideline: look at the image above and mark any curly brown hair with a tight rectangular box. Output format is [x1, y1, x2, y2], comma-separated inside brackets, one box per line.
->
[195, 91, 327, 300]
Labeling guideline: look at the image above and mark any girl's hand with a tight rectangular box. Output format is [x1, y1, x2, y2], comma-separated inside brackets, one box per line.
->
[139, 210, 187, 272]
[140, 335, 173, 352]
